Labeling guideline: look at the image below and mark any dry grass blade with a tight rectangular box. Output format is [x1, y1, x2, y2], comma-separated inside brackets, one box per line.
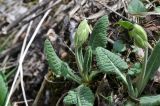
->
[5, 7, 52, 106]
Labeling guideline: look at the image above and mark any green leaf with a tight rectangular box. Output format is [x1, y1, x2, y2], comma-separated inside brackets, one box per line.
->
[117, 20, 134, 30]
[74, 19, 91, 48]
[128, 0, 146, 14]
[96, 47, 128, 72]
[155, 6, 160, 13]
[139, 40, 160, 94]
[113, 40, 126, 52]
[44, 39, 62, 75]
[96, 47, 128, 84]
[44, 39, 81, 83]
[89, 15, 109, 51]
[0, 72, 8, 106]
[63, 85, 95, 106]
[129, 24, 148, 48]
[140, 95, 160, 106]
[63, 90, 77, 105]
[61, 62, 81, 83]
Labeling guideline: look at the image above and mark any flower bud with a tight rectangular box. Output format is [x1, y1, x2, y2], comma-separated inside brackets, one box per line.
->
[129, 24, 148, 48]
[74, 19, 91, 48]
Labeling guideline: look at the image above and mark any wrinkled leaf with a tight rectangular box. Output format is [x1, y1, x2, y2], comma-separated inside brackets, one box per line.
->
[63, 90, 77, 105]
[61, 62, 81, 83]
[89, 15, 109, 51]
[140, 95, 160, 106]
[44, 39, 62, 75]
[96, 47, 128, 71]
[96, 47, 128, 84]
[44, 39, 81, 83]
[63, 84, 95, 106]
[128, 0, 146, 14]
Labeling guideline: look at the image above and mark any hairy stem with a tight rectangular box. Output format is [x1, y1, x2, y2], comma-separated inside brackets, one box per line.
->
[136, 47, 148, 96]
[75, 47, 83, 75]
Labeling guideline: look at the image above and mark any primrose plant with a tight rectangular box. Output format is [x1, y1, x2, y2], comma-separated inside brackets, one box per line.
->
[44, 16, 109, 106]
[117, 20, 160, 105]
[95, 21, 160, 105]
[44, 15, 160, 105]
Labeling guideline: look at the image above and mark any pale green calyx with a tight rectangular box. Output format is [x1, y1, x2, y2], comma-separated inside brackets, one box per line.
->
[129, 24, 148, 48]
[74, 19, 91, 48]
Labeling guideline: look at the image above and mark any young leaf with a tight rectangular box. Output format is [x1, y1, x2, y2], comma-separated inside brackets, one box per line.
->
[129, 24, 148, 48]
[0, 72, 8, 106]
[63, 84, 95, 106]
[63, 90, 77, 105]
[74, 19, 91, 48]
[117, 20, 134, 30]
[61, 62, 81, 83]
[96, 47, 128, 84]
[44, 39, 81, 83]
[89, 15, 109, 51]
[128, 0, 146, 14]
[140, 95, 160, 106]
[44, 39, 62, 75]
